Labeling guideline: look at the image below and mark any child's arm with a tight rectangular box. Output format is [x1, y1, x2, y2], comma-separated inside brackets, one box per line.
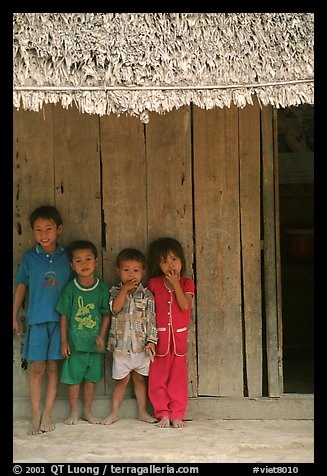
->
[60, 315, 70, 359]
[13, 283, 27, 335]
[95, 313, 110, 350]
[144, 342, 156, 360]
[144, 296, 157, 357]
[111, 281, 137, 314]
[165, 272, 193, 311]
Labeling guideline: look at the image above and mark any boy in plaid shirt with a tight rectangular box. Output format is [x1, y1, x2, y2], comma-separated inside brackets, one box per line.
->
[102, 248, 157, 425]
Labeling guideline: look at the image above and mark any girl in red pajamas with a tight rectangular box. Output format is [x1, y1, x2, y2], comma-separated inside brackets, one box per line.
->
[147, 237, 195, 428]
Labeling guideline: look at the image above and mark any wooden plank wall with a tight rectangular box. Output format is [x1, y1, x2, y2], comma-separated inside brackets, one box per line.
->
[239, 102, 262, 397]
[13, 102, 279, 400]
[193, 105, 243, 396]
[145, 107, 196, 396]
[100, 113, 147, 398]
[52, 105, 104, 396]
[261, 106, 282, 397]
[13, 105, 55, 397]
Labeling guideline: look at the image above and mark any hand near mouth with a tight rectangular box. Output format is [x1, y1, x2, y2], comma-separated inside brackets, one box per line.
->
[164, 270, 181, 288]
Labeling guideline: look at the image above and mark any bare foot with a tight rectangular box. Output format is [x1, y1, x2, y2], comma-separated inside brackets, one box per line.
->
[39, 413, 55, 432]
[139, 411, 157, 423]
[83, 412, 101, 424]
[172, 419, 187, 428]
[28, 414, 42, 435]
[101, 412, 119, 425]
[64, 413, 79, 425]
[156, 416, 170, 428]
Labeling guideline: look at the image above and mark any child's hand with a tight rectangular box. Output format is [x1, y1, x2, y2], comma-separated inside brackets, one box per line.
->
[145, 342, 156, 361]
[13, 321, 20, 336]
[123, 278, 139, 293]
[164, 270, 180, 288]
[61, 343, 71, 359]
[95, 335, 104, 351]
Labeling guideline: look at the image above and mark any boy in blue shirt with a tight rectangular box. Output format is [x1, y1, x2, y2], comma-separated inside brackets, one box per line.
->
[13, 206, 73, 434]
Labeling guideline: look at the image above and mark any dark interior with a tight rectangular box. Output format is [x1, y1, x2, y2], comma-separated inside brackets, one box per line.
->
[278, 104, 314, 394]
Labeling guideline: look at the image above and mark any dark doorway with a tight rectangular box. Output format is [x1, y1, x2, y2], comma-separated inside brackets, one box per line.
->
[278, 104, 314, 394]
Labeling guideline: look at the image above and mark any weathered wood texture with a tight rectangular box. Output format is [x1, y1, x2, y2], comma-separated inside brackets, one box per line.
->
[100, 113, 147, 285]
[261, 106, 282, 397]
[239, 101, 262, 397]
[193, 105, 243, 396]
[100, 113, 147, 397]
[146, 107, 197, 397]
[13, 102, 282, 400]
[273, 108, 284, 395]
[13, 105, 55, 397]
[53, 105, 102, 254]
[52, 105, 104, 396]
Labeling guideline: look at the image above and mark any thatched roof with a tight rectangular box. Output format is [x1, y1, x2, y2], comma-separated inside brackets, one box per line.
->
[13, 13, 314, 122]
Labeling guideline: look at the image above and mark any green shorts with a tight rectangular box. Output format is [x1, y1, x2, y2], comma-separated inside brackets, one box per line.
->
[61, 351, 103, 385]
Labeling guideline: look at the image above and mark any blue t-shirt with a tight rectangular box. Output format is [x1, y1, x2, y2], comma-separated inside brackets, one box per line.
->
[15, 243, 73, 325]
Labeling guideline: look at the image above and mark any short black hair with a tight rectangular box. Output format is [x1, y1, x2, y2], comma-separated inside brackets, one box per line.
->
[116, 248, 146, 268]
[67, 240, 98, 262]
[30, 206, 63, 229]
[148, 237, 186, 278]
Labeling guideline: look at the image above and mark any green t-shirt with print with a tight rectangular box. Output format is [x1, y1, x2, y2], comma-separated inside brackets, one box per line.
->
[56, 278, 110, 353]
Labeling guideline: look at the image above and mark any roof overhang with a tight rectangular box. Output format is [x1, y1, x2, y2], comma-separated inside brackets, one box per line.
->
[13, 13, 314, 122]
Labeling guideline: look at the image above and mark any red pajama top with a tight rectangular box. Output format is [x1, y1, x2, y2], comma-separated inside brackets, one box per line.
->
[147, 276, 195, 357]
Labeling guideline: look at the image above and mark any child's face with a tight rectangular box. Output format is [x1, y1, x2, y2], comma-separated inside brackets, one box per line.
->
[70, 249, 97, 279]
[159, 251, 182, 276]
[117, 259, 145, 285]
[32, 217, 62, 254]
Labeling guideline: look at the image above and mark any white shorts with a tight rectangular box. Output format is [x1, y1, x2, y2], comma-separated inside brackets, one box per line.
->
[112, 351, 150, 380]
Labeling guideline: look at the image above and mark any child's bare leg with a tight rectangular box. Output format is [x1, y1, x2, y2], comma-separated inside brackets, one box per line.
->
[65, 384, 80, 424]
[28, 361, 46, 435]
[39, 360, 59, 432]
[132, 372, 156, 423]
[102, 374, 129, 425]
[83, 381, 101, 424]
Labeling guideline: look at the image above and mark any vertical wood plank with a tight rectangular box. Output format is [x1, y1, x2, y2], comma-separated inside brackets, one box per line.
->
[52, 105, 102, 251]
[100, 114, 147, 285]
[100, 113, 147, 397]
[239, 101, 263, 397]
[261, 106, 281, 397]
[52, 104, 103, 396]
[13, 106, 55, 266]
[13, 105, 54, 397]
[273, 108, 284, 395]
[193, 105, 243, 396]
[146, 106, 197, 397]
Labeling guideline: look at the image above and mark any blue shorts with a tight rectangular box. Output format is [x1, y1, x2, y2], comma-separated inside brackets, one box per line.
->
[22, 322, 63, 361]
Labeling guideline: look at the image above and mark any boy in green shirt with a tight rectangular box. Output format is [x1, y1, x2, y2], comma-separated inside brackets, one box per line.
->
[56, 240, 110, 425]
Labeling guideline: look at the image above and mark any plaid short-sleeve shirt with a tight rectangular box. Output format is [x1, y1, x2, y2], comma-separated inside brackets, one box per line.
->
[107, 283, 157, 354]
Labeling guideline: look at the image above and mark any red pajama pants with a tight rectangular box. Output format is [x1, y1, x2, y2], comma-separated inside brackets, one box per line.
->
[148, 345, 188, 422]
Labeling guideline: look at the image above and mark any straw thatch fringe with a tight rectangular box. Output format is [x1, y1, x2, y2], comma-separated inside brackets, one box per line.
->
[13, 13, 314, 121]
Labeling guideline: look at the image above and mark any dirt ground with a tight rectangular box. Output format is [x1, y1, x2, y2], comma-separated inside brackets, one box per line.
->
[13, 417, 314, 464]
